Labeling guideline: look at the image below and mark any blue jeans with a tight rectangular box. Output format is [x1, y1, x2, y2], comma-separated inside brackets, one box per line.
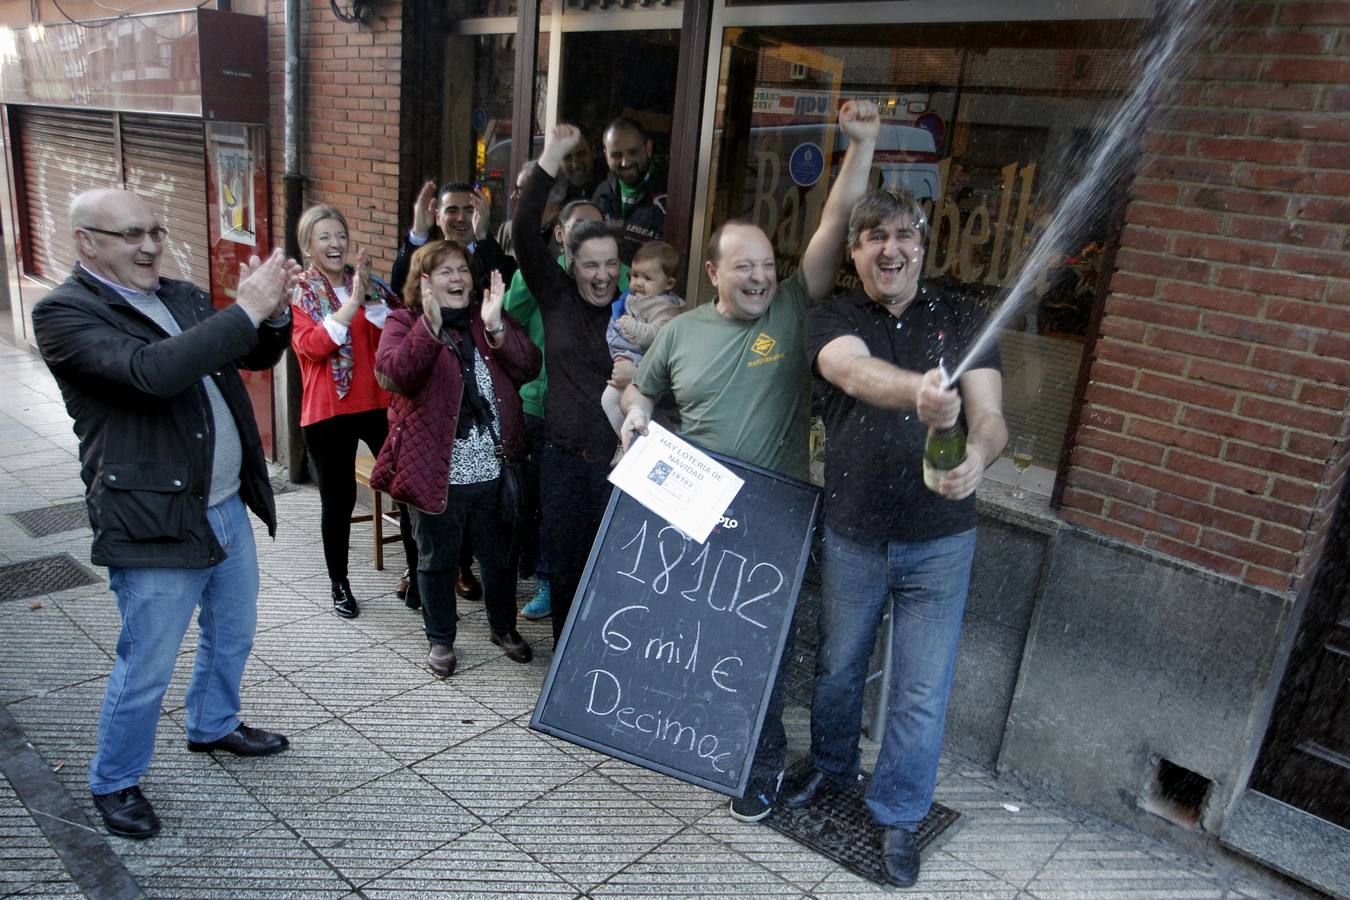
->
[90, 494, 259, 794]
[809, 525, 976, 829]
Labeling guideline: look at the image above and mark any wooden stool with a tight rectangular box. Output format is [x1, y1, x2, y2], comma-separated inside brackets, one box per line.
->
[353, 453, 402, 570]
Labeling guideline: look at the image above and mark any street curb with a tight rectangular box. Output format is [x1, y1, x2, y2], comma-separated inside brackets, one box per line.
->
[0, 702, 144, 899]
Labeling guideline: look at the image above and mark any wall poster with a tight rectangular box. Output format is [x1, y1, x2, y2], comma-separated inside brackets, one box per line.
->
[212, 131, 256, 247]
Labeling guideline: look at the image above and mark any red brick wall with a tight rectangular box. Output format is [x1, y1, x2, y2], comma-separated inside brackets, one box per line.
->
[1063, 0, 1350, 593]
[267, 0, 403, 277]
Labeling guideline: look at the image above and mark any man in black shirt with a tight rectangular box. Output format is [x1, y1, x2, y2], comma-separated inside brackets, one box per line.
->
[789, 187, 1006, 887]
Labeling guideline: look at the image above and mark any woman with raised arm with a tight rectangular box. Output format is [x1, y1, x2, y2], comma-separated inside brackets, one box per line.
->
[372, 241, 540, 677]
[291, 204, 401, 620]
[511, 124, 623, 646]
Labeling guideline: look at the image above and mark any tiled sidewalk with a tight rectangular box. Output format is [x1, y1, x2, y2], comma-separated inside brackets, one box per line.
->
[0, 338, 1315, 899]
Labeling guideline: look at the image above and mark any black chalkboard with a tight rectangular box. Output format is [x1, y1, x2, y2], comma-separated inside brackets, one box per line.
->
[530, 450, 820, 797]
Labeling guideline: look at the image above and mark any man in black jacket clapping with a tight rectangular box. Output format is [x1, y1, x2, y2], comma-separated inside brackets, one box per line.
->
[32, 188, 301, 841]
[390, 179, 517, 295]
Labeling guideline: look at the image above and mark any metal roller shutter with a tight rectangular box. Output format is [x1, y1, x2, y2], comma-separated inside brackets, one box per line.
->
[16, 107, 118, 281]
[121, 115, 209, 287]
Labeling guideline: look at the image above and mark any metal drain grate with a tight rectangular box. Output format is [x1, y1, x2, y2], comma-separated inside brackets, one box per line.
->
[8, 501, 89, 539]
[765, 770, 961, 886]
[0, 554, 101, 603]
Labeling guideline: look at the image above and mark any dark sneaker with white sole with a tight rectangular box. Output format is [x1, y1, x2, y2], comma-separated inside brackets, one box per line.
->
[728, 770, 784, 822]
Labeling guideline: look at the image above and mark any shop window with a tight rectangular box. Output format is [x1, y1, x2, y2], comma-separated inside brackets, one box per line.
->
[700, 20, 1148, 495]
[560, 0, 675, 7]
[443, 33, 520, 230]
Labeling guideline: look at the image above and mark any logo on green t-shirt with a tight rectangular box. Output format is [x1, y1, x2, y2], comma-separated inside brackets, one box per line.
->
[748, 331, 785, 368]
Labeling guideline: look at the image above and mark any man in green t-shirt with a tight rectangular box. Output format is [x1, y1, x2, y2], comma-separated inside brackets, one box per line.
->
[619, 98, 881, 822]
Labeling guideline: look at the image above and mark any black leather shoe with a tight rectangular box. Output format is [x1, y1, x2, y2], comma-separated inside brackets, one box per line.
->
[782, 768, 835, 809]
[396, 567, 411, 599]
[428, 643, 457, 677]
[883, 827, 921, 887]
[491, 629, 534, 663]
[456, 569, 482, 601]
[188, 723, 289, 756]
[404, 578, 421, 610]
[332, 579, 360, 619]
[92, 786, 160, 839]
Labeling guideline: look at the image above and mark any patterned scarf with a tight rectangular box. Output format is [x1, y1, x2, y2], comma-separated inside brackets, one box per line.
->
[294, 264, 395, 399]
[442, 307, 492, 441]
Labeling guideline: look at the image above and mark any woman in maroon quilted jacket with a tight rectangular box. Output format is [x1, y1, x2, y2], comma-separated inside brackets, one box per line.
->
[372, 240, 541, 677]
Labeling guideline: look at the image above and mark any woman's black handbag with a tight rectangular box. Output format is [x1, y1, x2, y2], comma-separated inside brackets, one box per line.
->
[485, 417, 523, 527]
[496, 448, 525, 527]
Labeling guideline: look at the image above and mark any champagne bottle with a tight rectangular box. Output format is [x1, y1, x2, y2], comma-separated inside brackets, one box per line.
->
[922, 362, 966, 494]
[923, 422, 967, 493]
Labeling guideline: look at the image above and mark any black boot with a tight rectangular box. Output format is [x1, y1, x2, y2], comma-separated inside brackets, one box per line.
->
[331, 578, 360, 618]
[456, 568, 482, 601]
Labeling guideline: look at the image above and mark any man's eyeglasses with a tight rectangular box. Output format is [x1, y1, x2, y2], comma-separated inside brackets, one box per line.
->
[80, 226, 169, 244]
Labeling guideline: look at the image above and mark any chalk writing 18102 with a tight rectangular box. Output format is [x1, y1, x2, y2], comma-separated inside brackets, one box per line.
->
[532, 464, 818, 797]
[613, 522, 785, 630]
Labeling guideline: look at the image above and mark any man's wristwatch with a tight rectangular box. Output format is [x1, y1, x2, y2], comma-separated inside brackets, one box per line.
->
[485, 323, 505, 335]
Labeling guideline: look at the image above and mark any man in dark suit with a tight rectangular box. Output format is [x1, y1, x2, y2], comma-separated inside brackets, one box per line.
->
[390, 180, 517, 296]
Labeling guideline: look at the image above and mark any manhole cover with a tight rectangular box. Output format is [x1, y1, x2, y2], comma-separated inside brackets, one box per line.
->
[0, 554, 101, 603]
[8, 501, 89, 539]
[766, 769, 961, 886]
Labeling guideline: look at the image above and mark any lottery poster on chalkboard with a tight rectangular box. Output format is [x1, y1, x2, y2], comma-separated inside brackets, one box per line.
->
[530, 451, 820, 797]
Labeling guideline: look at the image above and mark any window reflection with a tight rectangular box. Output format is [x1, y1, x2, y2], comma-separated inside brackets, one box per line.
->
[703, 21, 1148, 481]
[447, 0, 517, 17]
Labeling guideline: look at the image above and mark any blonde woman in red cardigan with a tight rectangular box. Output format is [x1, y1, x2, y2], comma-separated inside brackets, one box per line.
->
[291, 204, 401, 619]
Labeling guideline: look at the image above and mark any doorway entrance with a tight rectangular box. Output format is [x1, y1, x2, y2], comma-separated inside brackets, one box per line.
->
[559, 28, 680, 175]
[1249, 487, 1350, 828]
[439, 3, 682, 241]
